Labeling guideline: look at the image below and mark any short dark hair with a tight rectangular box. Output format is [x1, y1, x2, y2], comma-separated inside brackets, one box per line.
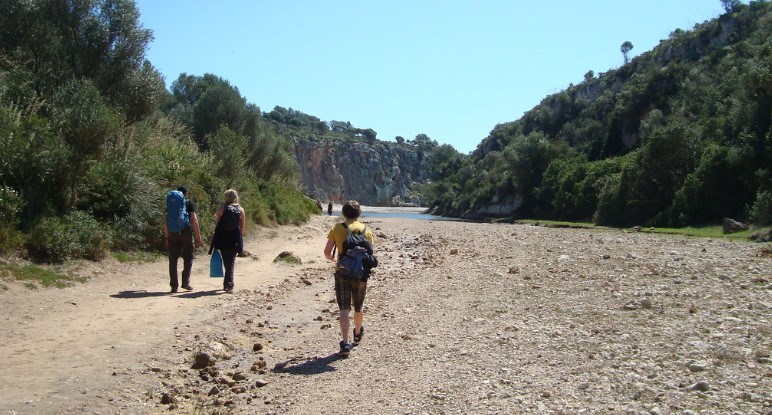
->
[177, 186, 188, 195]
[341, 200, 361, 219]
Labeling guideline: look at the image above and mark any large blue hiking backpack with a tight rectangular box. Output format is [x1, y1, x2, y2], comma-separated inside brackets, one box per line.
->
[166, 190, 190, 233]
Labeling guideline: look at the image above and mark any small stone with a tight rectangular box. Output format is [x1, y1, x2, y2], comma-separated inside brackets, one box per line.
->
[450, 249, 459, 255]
[687, 361, 708, 372]
[208, 385, 221, 396]
[255, 379, 269, 388]
[253, 343, 263, 352]
[160, 393, 176, 404]
[688, 381, 710, 392]
[192, 351, 215, 369]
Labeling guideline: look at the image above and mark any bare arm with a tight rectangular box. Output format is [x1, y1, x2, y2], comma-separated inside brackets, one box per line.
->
[190, 212, 203, 248]
[214, 206, 224, 224]
[240, 207, 246, 237]
[324, 239, 336, 261]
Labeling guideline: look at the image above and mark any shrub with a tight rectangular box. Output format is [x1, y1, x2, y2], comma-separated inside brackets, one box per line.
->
[0, 185, 25, 254]
[27, 211, 113, 263]
[750, 190, 772, 225]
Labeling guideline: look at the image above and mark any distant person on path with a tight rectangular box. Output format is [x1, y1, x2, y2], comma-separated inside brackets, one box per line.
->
[327, 201, 333, 216]
[212, 189, 246, 294]
[323, 200, 375, 356]
[316, 199, 323, 214]
[164, 186, 202, 293]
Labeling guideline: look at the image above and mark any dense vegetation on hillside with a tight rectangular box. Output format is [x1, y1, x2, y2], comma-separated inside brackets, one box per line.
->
[0, 0, 318, 262]
[426, 1, 771, 227]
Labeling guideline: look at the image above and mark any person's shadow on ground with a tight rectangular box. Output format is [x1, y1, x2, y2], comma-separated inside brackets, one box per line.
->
[272, 353, 343, 375]
[110, 290, 168, 299]
[110, 289, 222, 299]
[175, 290, 221, 299]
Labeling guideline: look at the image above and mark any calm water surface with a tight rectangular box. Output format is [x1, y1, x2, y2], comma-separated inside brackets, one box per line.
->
[325, 206, 459, 221]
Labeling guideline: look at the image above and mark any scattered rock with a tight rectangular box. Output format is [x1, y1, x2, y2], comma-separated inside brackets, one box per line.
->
[450, 249, 459, 255]
[273, 251, 302, 264]
[192, 351, 215, 369]
[160, 392, 176, 404]
[686, 361, 708, 372]
[208, 385, 221, 396]
[688, 381, 710, 392]
[253, 343, 263, 352]
[722, 218, 747, 234]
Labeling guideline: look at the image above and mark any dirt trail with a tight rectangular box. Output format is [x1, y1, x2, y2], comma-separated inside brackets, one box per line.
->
[1, 215, 770, 415]
[0, 215, 336, 414]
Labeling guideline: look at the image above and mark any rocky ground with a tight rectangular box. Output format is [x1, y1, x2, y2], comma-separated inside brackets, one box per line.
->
[1, 215, 770, 415]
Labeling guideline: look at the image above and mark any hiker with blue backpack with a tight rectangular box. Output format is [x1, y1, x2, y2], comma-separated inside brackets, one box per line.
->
[323, 200, 377, 356]
[164, 186, 202, 293]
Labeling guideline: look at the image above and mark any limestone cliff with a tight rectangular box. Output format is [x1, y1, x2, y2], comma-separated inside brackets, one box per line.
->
[291, 137, 429, 206]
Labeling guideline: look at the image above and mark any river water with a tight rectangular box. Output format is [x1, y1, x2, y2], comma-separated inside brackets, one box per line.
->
[324, 206, 458, 221]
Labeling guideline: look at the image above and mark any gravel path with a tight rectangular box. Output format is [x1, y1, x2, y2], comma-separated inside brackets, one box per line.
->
[1, 216, 770, 414]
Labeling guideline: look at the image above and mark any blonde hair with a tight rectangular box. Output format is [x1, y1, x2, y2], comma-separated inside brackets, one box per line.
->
[223, 189, 240, 206]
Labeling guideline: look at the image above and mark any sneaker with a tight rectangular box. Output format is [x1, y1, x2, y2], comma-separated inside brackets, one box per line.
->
[353, 326, 364, 344]
[339, 341, 352, 357]
[181, 285, 193, 291]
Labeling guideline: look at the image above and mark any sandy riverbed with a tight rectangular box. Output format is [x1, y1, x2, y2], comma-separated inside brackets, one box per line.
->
[0, 213, 770, 414]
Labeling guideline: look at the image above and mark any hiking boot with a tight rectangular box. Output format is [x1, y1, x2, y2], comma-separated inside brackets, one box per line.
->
[181, 284, 193, 291]
[339, 341, 352, 357]
[170, 288, 178, 294]
[353, 326, 364, 344]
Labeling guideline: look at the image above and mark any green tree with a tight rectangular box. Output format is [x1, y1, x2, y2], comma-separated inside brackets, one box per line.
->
[208, 126, 248, 186]
[50, 78, 121, 209]
[0, 0, 160, 119]
[721, 0, 741, 13]
[621, 41, 634, 64]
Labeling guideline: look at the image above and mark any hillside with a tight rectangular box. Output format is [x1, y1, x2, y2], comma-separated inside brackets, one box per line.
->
[426, 1, 771, 227]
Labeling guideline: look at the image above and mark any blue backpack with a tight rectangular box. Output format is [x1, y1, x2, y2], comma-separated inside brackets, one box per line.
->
[166, 190, 190, 233]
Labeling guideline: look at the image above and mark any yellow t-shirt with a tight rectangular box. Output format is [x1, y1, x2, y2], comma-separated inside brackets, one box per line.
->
[327, 220, 374, 255]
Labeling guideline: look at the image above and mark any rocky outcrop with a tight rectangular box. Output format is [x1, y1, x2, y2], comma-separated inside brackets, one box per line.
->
[291, 137, 429, 206]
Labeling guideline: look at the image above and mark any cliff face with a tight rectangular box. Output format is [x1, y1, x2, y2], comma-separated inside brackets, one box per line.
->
[291, 137, 429, 206]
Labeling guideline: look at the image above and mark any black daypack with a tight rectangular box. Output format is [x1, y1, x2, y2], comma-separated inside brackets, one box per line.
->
[220, 205, 241, 231]
[337, 222, 377, 280]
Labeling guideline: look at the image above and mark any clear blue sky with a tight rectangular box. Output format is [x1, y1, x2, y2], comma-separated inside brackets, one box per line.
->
[135, 0, 726, 154]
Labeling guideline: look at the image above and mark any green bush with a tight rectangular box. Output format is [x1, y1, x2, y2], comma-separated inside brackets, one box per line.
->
[210, 176, 318, 228]
[0, 185, 25, 254]
[750, 190, 772, 225]
[27, 211, 113, 263]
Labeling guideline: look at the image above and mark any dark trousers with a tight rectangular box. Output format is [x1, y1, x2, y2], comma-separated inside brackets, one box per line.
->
[221, 249, 237, 290]
[167, 229, 193, 289]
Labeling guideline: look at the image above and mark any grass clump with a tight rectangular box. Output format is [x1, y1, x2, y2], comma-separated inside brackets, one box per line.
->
[0, 262, 87, 288]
